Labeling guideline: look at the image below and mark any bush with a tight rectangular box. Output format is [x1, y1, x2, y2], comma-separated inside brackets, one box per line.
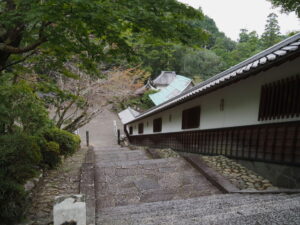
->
[0, 133, 41, 224]
[0, 133, 41, 184]
[0, 178, 27, 225]
[41, 141, 61, 168]
[43, 128, 81, 156]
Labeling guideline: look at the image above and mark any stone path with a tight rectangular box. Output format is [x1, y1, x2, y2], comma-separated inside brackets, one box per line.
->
[78, 107, 123, 147]
[95, 147, 220, 210]
[81, 109, 221, 223]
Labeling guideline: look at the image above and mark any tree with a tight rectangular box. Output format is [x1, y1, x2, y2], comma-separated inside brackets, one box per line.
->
[0, 0, 207, 75]
[268, 0, 300, 17]
[181, 48, 224, 80]
[39, 65, 150, 132]
[261, 13, 282, 49]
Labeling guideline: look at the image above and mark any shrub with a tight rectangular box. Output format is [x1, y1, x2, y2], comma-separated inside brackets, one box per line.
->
[41, 141, 61, 168]
[43, 128, 81, 156]
[0, 178, 27, 225]
[0, 133, 41, 224]
[0, 133, 41, 184]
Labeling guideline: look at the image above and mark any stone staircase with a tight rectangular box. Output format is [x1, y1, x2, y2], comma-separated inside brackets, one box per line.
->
[94, 146, 300, 225]
[98, 193, 300, 225]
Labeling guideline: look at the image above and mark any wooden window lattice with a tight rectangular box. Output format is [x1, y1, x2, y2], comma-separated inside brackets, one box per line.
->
[258, 75, 300, 121]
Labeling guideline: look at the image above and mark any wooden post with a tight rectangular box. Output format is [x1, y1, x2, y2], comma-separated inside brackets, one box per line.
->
[86, 131, 89, 146]
[117, 129, 120, 145]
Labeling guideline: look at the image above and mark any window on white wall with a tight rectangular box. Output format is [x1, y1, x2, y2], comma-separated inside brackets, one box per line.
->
[182, 106, 201, 129]
[153, 118, 162, 132]
[138, 123, 144, 134]
[129, 126, 133, 135]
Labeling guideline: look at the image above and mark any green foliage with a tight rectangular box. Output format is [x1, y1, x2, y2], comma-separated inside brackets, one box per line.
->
[43, 128, 81, 156]
[261, 13, 282, 49]
[0, 0, 207, 75]
[117, 90, 157, 111]
[0, 133, 41, 184]
[0, 178, 27, 225]
[0, 133, 41, 224]
[0, 80, 51, 135]
[181, 49, 224, 80]
[40, 141, 61, 169]
[139, 90, 157, 109]
[268, 0, 300, 17]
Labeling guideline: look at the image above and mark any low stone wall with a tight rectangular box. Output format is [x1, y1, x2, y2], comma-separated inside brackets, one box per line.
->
[236, 160, 300, 189]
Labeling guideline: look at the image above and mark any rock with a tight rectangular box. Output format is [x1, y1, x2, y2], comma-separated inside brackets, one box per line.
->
[254, 182, 263, 188]
[53, 195, 86, 225]
[24, 180, 35, 192]
[262, 179, 270, 183]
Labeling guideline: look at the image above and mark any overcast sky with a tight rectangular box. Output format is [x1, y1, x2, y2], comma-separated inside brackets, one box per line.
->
[178, 0, 300, 41]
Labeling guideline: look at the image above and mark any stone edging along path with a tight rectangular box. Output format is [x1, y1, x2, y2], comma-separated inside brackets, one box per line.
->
[80, 146, 96, 225]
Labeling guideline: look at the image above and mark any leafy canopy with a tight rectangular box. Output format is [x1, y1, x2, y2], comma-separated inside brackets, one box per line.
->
[268, 0, 300, 17]
[0, 0, 207, 74]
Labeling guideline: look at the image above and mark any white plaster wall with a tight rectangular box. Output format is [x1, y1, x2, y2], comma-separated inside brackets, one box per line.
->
[128, 57, 300, 135]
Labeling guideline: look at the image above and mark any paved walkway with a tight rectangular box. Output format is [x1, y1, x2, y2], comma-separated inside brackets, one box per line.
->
[78, 108, 123, 147]
[79, 109, 221, 223]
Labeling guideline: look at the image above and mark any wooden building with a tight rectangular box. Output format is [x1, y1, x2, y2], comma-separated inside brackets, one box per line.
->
[124, 33, 300, 166]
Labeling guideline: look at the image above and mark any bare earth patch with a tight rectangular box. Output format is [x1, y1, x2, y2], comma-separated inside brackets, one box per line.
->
[23, 148, 86, 225]
[200, 155, 277, 191]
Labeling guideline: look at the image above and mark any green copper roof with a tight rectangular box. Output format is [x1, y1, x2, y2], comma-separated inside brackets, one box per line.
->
[149, 75, 193, 105]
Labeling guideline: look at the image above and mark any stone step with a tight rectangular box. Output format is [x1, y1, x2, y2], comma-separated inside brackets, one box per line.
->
[95, 152, 150, 163]
[97, 194, 300, 225]
[95, 157, 187, 168]
[94, 148, 129, 153]
[95, 150, 145, 155]
[98, 193, 295, 217]
[215, 206, 300, 225]
[172, 196, 300, 225]
[96, 174, 213, 196]
[95, 150, 149, 158]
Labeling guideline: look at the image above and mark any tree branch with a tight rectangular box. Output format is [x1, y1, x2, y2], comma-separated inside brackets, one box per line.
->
[0, 38, 46, 54]
[1, 50, 37, 70]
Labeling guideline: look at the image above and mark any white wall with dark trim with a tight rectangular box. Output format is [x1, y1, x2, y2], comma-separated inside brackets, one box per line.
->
[128, 57, 300, 135]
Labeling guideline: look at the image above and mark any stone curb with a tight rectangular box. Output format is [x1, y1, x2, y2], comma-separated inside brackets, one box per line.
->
[183, 155, 240, 193]
[80, 146, 96, 225]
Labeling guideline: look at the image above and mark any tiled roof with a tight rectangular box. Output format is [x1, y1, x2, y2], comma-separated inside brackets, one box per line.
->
[126, 33, 300, 125]
[153, 71, 177, 86]
[149, 75, 193, 105]
[118, 107, 140, 124]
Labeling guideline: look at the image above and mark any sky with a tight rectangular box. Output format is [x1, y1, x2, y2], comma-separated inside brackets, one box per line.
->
[178, 0, 300, 41]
